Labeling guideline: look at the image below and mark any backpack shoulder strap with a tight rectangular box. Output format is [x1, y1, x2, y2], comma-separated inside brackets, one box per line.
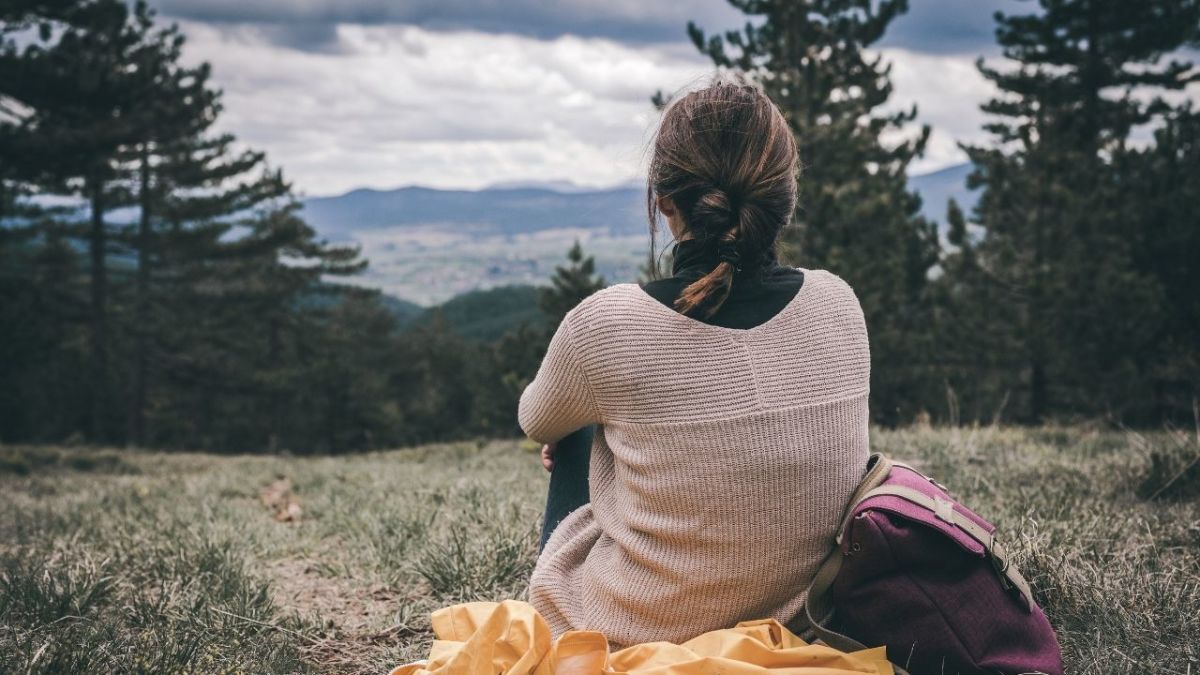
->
[833, 453, 894, 545]
[804, 538, 865, 650]
[804, 548, 911, 675]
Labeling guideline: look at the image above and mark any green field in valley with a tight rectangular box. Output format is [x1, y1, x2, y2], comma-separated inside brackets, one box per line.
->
[2, 426, 1198, 674]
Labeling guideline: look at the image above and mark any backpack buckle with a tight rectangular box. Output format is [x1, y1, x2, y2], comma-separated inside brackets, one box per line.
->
[933, 496, 956, 524]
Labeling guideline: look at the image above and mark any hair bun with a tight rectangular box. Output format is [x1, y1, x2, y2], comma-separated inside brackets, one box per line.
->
[692, 187, 739, 232]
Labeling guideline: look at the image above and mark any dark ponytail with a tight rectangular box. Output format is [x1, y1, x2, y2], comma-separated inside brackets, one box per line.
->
[646, 77, 799, 318]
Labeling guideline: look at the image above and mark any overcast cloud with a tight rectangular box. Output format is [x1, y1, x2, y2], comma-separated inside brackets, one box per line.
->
[154, 1, 1043, 197]
[154, 0, 1022, 53]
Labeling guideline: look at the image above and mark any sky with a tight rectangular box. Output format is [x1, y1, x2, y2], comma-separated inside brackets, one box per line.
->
[149, 0, 1028, 197]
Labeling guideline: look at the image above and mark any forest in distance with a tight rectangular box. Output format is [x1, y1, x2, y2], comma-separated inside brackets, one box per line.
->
[2, 0, 1200, 453]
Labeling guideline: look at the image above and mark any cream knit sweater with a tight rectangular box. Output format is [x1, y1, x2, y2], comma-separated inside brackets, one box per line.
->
[518, 268, 870, 648]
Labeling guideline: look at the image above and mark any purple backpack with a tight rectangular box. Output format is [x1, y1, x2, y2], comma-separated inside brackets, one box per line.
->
[802, 453, 1064, 675]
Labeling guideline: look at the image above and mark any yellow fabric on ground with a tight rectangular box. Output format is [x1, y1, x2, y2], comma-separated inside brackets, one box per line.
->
[390, 599, 893, 675]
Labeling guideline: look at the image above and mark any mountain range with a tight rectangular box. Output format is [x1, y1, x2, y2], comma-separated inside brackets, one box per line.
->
[302, 163, 975, 305]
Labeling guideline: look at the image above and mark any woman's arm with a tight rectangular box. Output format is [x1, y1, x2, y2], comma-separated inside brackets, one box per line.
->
[518, 309, 599, 444]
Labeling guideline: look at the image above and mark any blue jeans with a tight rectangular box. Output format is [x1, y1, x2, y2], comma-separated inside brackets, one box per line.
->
[538, 424, 594, 552]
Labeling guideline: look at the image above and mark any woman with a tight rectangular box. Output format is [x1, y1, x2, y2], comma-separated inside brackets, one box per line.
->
[517, 78, 871, 649]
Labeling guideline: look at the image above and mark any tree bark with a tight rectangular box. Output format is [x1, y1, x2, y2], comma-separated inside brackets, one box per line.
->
[129, 145, 151, 446]
[88, 175, 109, 442]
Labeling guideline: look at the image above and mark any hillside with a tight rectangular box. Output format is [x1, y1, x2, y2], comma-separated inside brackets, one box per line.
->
[377, 294, 426, 326]
[302, 168, 975, 305]
[411, 285, 547, 341]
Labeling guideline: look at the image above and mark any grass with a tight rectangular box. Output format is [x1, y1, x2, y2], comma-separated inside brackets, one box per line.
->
[0, 427, 1197, 674]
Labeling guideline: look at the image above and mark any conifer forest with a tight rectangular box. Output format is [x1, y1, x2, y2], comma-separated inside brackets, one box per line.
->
[2, 0, 1199, 451]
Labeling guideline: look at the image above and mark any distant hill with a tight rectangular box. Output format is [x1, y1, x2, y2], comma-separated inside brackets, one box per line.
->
[412, 284, 548, 341]
[303, 165, 975, 305]
[378, 294, 426, 327]
[303, 184, 649, 304]
[303, 185, 645, 239]
[909, 163, 977, 225]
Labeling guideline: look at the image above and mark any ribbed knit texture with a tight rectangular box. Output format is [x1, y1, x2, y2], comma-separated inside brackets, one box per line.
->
[517, 268, 871, 649]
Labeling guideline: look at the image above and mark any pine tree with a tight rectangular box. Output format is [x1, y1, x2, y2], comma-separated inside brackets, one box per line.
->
[118, 23, 222, 445]
[116, 60, 297, 445]
[285, 288, 402, 453]
[686, 0, 941, 423]
[486, 321, 548, 434]
[0, 0, 181, 440]
[1120, 104, 1200, 419]
[146, 192, 365, 451]
[394, 310, 479, 444]
[1, 0, 371, 448]
[537, 240, 606, 325]
[0, 214, 90, 441]
[950, 0, 1200, 422]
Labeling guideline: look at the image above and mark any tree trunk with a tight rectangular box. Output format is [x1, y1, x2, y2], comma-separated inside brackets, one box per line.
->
[88, 176, 109, 442]
[129, 145, 151, 446]
[1030, 358, 1047, 423]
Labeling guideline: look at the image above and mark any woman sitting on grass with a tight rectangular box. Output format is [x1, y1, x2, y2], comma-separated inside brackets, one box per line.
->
[517, 77, 871, 649]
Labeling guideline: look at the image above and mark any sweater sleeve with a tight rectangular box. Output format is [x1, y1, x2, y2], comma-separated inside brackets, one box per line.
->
[518, 309, 600, 444]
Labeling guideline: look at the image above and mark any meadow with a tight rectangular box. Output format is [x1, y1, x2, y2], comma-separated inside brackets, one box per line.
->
[1, 426, 1197, 674]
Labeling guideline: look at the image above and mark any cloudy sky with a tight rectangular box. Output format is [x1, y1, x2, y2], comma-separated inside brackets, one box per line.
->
[151, 0, 1026, 197]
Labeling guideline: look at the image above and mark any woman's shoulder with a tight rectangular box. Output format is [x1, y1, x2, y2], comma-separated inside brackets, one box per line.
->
[566, 283, 650, 317]
[776, 265, 836, 287]
[794, 268, 868, 336]
[559, 284, 671, 343]
[799, 268, 861, 303]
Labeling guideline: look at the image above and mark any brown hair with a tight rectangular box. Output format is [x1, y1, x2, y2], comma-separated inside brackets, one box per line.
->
[646, 77, 799, 318]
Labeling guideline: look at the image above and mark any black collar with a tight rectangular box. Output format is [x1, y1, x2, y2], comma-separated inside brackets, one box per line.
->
[671, 238, 717, 275]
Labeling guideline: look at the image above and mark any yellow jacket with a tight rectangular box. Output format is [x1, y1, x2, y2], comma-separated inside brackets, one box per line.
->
[391, 600, 892, 675]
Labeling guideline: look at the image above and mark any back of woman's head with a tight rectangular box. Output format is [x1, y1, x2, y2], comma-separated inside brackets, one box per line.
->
[647, 77, 798, 318]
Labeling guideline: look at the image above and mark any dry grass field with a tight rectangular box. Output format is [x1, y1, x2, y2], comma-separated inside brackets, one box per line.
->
[1, 426, 1198, 674]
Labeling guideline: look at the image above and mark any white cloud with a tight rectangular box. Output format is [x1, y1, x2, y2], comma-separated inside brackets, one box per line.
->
[176, 23, 1018, 197]
[177, 21, 714, 196]
[874, 48, 1001, 174]
[155, 0, 745, 44]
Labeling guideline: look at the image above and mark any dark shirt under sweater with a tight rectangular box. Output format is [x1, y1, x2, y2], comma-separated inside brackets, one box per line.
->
[638, 237, 805, 329]
[539, 237, 805, 552]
